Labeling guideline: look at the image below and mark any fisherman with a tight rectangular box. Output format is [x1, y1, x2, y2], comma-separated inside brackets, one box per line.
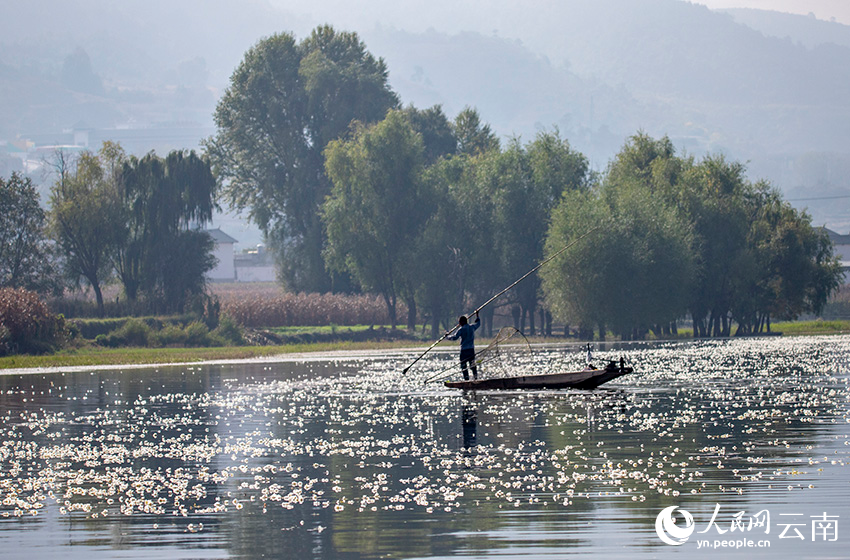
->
[449, 312, 481, 380]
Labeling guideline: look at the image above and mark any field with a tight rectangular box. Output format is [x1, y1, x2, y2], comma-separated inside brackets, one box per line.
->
[211, 283, 406, 327]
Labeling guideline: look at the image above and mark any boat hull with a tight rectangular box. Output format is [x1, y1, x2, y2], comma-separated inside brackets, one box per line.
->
[444, 367, 632, 391]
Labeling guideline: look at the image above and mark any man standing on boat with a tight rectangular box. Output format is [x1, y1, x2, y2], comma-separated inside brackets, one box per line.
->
[449, 313, 481, 380]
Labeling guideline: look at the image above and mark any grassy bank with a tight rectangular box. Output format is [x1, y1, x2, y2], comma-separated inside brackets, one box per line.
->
[0, 339, 422, 370]
[3, 319, 849, 371]
[770, 319, 850, 336]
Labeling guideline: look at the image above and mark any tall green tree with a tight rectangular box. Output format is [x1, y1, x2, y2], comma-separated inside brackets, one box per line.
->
[679, 155, 752, 336]
[731, 183, 842, 334]
[323, 110, 431, 328]
[402, 104, 457, 164]
[206, 26, 399, 291]
[412, 110, 505, 335]
[467, 131, 588, 335]
[542, 133, 698, 339]
[49, 145, 126, 314]
[453, 106, 500, 156]
[416, 154, 492, 336]
[0, 172, 59, 294]
[117, 150, 218, 312]
[541, 180, 695, 340]
[578, 132, 842, 338]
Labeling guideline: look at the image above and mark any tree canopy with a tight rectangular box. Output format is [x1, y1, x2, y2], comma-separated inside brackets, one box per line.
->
[0, 172, 59, 295]
[116, 149, 218, 312]
[323, 110, 432, 328]
[204, 28, 843, 340]
[48, 142, 218, 315]
[49, 144, 125, 313]
[206, 25, 399, 292]
[541, 133, 842, 339]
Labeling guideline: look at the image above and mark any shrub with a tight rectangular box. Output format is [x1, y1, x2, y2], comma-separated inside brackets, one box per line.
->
[156, 323, 187, 347]
[118, 318, 153, 347]
[73, 318, 128, 339]
[212, 314, 244, 345]
[183, 321, 213, 347]
[0, 287, 68, 355]
[96, 318, 153, 348]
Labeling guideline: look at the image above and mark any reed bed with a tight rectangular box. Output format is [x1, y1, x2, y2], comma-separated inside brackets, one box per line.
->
[212, 283, 406, 327]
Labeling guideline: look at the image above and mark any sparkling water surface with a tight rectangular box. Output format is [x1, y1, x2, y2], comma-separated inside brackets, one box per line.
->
[1, 336, 849, 559]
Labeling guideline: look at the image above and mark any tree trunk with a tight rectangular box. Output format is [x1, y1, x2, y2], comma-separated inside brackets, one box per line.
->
[483, 307, 495, 337]
[430, 315, 440, 339]
[406, 297, 416, 331]
[695, 316, 706, 338]
[92, 281, 105, 317]
[539, 308, 546, 337]
[526, 305, 536, 336]
[381, 292, 397, 329]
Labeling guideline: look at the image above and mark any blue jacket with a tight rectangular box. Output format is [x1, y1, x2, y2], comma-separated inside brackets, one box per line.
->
[449, 316, 480, 350]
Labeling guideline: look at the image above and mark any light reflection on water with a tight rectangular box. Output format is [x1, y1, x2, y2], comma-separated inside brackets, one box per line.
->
[0, 336, 849, 559]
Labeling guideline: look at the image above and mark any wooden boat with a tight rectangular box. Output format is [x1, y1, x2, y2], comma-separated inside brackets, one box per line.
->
[444, 361, 632, 391]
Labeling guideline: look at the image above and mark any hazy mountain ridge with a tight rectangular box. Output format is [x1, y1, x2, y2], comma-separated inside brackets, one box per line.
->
[1, 0, 848, 231]
[2, 1, 848, 144]
[722, 7, 850, 49]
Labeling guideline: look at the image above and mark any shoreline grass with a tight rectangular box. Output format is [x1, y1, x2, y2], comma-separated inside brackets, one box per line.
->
[0, 339, 425, 370]
[2, 319, 848, 371]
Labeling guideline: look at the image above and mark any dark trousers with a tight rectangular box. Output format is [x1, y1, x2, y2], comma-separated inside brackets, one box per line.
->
[460, 348, 477, 380]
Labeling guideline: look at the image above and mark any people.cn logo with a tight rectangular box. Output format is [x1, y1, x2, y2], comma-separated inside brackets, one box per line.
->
[655, 505, 695, 546]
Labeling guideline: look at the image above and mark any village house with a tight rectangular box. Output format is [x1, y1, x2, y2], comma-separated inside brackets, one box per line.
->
[205, 228, 276, 283]
[205, 228, 237, 281]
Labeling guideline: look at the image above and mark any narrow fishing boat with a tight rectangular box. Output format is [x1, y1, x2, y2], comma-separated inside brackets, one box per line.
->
[444, 360, 632, 391]
[402, 226, 635, 390]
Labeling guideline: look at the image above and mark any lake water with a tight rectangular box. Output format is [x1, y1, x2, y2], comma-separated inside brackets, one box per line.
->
[1, 336, 850, 559]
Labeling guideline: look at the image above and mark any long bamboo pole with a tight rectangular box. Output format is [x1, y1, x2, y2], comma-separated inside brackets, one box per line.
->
[401, 225, 599, 375]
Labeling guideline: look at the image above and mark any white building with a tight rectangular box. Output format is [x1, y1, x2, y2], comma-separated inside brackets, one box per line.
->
[235, 244, 277, 282]
[205, 228, 237, 281]
[205, 229, 277, 283]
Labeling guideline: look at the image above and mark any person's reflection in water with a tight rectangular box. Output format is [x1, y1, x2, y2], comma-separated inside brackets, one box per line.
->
[586, 404, 596, 432]
[462, 398, 478, 453]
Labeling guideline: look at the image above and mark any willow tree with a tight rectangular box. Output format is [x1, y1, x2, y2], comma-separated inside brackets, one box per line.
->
[116, 150, 217, 313]
[731, 182, 842, 334]
[467, 131, 588, 335]
[542, 179, 695, 340]
[206, 26, 399, 291]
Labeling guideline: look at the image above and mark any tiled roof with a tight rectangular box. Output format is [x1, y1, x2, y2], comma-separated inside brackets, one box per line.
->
[205, 228, 238, 244]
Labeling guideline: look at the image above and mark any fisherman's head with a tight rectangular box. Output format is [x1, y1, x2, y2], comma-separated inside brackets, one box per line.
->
[458, 315, 468, 325]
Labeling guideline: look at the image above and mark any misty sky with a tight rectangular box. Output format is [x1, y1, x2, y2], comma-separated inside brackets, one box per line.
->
[694, 0, 850, 24]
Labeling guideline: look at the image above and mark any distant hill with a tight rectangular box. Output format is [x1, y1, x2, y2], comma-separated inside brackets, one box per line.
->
[1, 0, 849, 231]
[722, 7, 850, 49]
